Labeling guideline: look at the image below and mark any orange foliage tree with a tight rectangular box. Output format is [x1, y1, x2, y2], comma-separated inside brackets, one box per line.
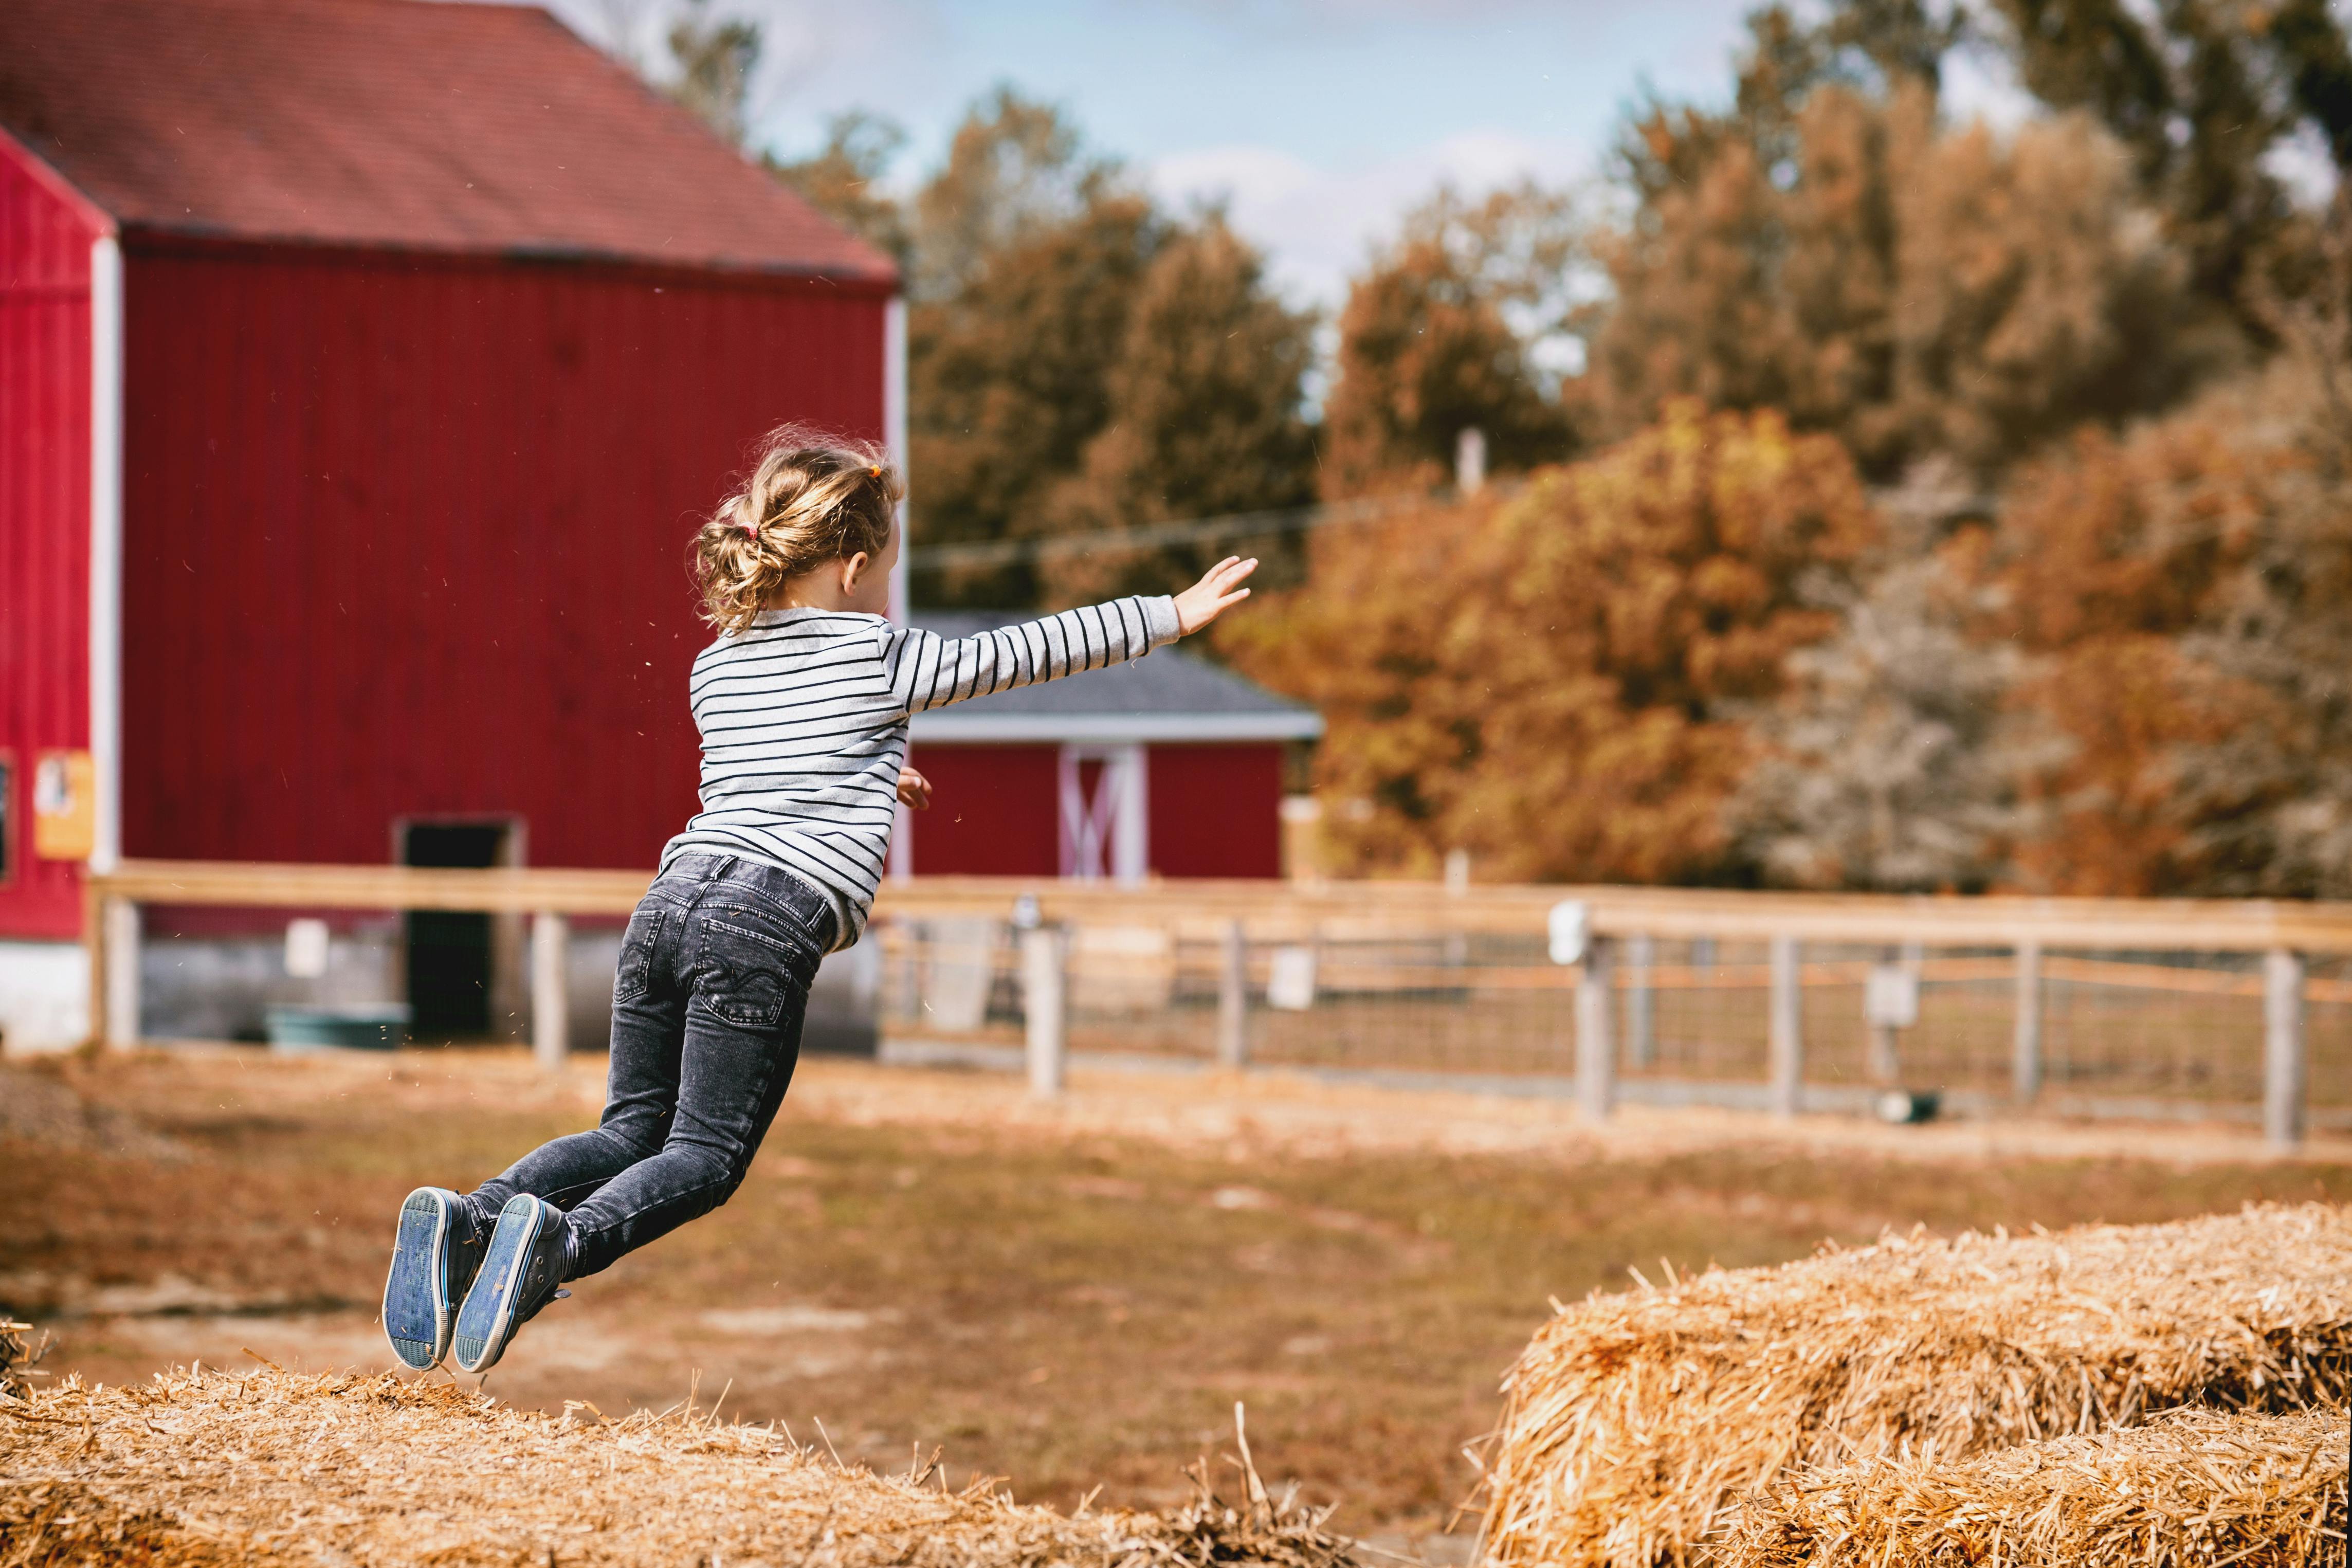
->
[1319, 186, 1584, 498]
[1982, 405, 2282, 894]
[1223, 402, 1877, 882]
[1582, 83, 2214, 482]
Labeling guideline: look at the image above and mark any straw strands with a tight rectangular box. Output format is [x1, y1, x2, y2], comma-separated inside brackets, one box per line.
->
[1474, 1203, 2352, 1567]
[0, 1364, 1351, 1567]
[1716, 1406, 2348, 1567]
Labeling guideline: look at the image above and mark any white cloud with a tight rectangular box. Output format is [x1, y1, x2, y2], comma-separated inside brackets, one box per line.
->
[1146, 128, 1593, 309]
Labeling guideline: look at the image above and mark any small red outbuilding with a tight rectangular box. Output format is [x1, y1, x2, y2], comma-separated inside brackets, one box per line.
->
[0, 0, 898, 1043]
[902, 614, 1321, 882]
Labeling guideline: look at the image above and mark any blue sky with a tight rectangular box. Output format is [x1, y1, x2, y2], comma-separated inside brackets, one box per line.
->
[551, 0, 1770, 304]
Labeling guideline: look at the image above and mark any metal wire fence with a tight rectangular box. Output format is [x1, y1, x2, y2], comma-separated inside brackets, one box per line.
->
[73, 862, 2352, 1143]
[874, 902, 2352, 1137]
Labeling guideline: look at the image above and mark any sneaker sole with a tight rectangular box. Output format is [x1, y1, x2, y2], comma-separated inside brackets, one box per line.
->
[382, 1189, 453, 1370]
[452, 1196, 548, 1374]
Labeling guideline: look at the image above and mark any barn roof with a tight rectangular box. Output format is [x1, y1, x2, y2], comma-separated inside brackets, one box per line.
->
[907, 612, 1324, 744]
[0, 0, 895, 283]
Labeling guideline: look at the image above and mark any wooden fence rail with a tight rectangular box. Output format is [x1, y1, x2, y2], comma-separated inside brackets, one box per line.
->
[83, 860, 2352, 1146]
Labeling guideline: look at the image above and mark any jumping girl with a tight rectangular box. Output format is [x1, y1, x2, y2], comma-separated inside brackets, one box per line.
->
[379, 427, 1258, 1374]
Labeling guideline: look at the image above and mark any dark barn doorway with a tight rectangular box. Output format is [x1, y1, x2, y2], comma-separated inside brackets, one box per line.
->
[399, 820, 514, 1039]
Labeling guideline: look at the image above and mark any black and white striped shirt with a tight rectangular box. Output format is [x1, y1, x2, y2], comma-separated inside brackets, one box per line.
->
[659, 595, 1183, 947]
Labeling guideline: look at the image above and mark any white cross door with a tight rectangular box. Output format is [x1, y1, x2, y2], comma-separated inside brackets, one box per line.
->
[1058, 743, 1147, 883]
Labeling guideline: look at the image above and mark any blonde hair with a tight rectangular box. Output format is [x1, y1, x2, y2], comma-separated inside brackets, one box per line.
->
[689, 425, 905, 633]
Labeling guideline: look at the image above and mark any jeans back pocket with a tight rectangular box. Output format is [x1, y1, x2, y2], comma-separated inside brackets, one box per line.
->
[614, 904, 670, 1004]
[696, 915, 814, 1030]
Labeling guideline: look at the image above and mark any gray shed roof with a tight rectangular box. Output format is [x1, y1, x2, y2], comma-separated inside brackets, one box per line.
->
[906, 612, 1323, 744]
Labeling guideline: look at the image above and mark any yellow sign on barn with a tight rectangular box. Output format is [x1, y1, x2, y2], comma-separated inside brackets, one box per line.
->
[33, 749, 96, 860]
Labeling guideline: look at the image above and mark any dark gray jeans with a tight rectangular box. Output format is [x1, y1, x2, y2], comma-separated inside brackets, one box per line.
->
[471, 852, 833, 1280]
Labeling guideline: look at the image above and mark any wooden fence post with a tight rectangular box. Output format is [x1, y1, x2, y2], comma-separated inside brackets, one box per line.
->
[532, 910, 569, 1072]
[1622, 933, 1654, 1069]
[1576, 936, 1616, 1121]
[1867, 941, 1902, 1088]
[1023, 925, 1067, 1098]
[1217, 919, 1250, 1070]
[2012, 940, 2043, 1104]
[2265, 947, 2306, 1150]
[103, 896, 141, 1049]
[1768, 934, 1802, 1119]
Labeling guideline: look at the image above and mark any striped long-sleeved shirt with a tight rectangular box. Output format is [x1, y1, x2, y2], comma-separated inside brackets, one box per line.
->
[659, 595, 1184, 948]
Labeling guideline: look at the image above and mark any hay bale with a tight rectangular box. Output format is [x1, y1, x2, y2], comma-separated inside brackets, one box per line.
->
[0, 1364, 1351, 1566]
[1717, 1406, 2348, 1567]
[1475, 1203, 2352, 1567]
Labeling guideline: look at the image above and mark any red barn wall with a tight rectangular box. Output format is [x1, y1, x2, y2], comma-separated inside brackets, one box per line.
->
[904, 745, 1059, 876]
[1148, 743, 1283, 879]
[904, 742, 1285, 879]
[0, 138, 96, 939]
[117, 240, 886, 885]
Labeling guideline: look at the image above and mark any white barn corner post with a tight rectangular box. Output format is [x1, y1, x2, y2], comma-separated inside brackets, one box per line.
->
[884, 292, 914, 883]
[2264, 947, 2306, 1150]
[89, 228, 128, 1046]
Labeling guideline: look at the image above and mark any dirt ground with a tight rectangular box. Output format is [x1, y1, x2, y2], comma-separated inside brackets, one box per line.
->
[6, 1046, 2350, 1554]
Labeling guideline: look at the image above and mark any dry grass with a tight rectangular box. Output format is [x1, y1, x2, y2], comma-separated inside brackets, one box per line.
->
[0, 1365, 1350, 1567]
[1717, 1406, 2348, 1567]
[14, 1049, 2352, 1543]
[1475, 1204, 2352, 1567]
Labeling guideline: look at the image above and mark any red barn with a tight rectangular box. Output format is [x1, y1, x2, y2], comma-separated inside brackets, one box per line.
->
[0, 0, 897, 1045]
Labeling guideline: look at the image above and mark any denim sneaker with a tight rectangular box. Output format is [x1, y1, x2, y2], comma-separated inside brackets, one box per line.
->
[381, 1188, 487, 1371]
[451, 1194, 571, 1373]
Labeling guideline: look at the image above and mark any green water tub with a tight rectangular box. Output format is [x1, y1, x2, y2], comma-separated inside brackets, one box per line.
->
[265, 1004, 411, 1052]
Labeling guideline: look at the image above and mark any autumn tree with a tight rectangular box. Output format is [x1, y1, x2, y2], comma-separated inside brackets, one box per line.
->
[2157, 211, 2352, 896]
[1989, 0, 2352, 316]
[1729, 521, 2028, 891]
[1320, 185, 1584, 498]
[767, 112, 910, 269]
[1040, 216, 1317, 603]
[1580, 78, 2214, 481]
[664, 0, 759, 145]
[1976, 389, 2282, 895]
[906, 187, 1171, 604]
[905, 88, 1114, 304]
[1225, 402, 1877, 882]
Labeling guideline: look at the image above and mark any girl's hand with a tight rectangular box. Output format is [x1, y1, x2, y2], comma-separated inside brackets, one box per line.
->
[896, 764, 933, 811]
[1174, 556, 1259, 635]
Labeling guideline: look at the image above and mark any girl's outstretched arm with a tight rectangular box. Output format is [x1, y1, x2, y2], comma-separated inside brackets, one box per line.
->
[881, 558, 1259, 717]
